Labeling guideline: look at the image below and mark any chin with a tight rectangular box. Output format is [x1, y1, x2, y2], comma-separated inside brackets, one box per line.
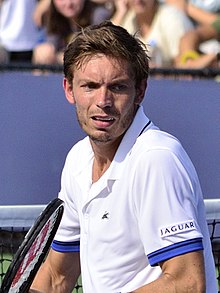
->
[89, 135, 112, 144]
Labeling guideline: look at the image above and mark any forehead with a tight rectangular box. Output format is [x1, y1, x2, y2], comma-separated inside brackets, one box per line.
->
[74, 54, 134, 79]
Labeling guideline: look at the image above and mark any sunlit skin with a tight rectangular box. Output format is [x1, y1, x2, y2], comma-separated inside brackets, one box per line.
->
[63, 54, 147, 179]
[126, 0, 157, 39]
[130, 0, 155, 14]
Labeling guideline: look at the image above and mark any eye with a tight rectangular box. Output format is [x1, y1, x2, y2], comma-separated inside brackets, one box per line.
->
[110, 83, 128, 93]
[81, 82, 98, 91]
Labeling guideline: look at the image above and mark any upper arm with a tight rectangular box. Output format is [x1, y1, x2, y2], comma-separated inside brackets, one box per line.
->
[31, 248, 81, 293]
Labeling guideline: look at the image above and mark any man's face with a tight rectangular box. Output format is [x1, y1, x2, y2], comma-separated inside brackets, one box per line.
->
[64, 54, 146, 146]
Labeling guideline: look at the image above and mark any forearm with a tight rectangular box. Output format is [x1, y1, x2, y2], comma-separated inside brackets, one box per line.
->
[111, 0, 128, 25]
[37, 0, 50, 12]
[131, 273, 204, 293]
[33, 0, 50, 27]
[187, 3, 218, 25]
[179, 30, 201, 53]
[30, 262, 76, 293]
[111, 10, 127, 26]
[30, 250, 80, 293]
[179, 25, 218, 53]
[131, 273, 176, 293]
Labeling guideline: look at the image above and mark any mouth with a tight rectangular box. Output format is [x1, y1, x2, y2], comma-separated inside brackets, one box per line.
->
[91, 115, 115, 128]
[92, 116, 114, 121]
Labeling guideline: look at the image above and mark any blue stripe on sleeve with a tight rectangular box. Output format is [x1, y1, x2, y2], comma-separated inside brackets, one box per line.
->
[147, 238, 203, 266]
[51, 240, 80, 253]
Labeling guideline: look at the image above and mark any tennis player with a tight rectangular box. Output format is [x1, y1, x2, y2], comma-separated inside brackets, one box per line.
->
[30, 21, 217, 292]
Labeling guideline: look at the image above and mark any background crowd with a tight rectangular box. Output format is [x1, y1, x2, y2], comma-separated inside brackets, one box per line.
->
[0, 0, 219, 69]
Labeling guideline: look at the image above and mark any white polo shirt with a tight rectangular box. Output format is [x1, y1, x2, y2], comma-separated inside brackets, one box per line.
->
[52, 106, 217, 292]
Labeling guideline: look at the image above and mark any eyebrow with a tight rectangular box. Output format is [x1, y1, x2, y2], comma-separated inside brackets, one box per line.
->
[78, 76, 131, 84]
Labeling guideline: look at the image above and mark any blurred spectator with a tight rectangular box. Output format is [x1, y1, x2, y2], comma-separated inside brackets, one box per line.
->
[162, 1, 220, 67]
[160, 0, 220, 12]
[111, 0, 194, 68]
[33, 0, 114, 65]
[188, 0, 220, 13]
[161, 0, 219, 24]
[158, 0, 187, 11]
[184, 1, 219, 25]
[90, 0, 115, 23]
[176, 14, 220, 68]
[0, 0, 44, 64]
[33, 0, 114, 27]
[33, 0, 51, 28]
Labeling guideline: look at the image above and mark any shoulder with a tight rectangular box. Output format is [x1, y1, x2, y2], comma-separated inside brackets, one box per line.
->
[66, 136, 91, 160]
[130, 130, 200, 199]
[131, 129, 194, 173]
[64, 136, 93, 173]
[135, 129, 183, 154]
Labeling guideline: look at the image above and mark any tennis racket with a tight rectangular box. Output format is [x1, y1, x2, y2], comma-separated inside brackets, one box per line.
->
[0, 198, 64, 293]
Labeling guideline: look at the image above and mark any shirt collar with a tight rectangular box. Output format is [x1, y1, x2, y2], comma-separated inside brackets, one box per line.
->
[107, 106, 150, 181]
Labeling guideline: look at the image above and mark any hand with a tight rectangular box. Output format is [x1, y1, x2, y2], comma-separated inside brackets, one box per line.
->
[32, 0, 50, 27]
[111, 0, 129, 25]
[114, 0, 129, 15]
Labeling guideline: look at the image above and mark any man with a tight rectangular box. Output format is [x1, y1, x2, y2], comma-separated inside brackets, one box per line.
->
[30, 21, 217, 292]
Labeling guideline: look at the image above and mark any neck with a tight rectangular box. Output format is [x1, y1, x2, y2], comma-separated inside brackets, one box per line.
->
[90, 137, 122, 183]
[92, 157, 111, 183]
[90, 105, 139, 182]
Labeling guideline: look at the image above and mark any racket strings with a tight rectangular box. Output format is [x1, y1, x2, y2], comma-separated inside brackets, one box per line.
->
[9, 209, 60, 293]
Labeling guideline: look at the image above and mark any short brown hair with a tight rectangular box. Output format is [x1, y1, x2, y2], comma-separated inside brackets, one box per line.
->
[63, 21, 149, 87]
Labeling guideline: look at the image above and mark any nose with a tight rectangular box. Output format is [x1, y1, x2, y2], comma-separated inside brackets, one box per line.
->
[96, 87, 113, 109]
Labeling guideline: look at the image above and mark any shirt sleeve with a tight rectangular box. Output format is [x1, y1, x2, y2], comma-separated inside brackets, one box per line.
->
[132, 145, 204, 265]
[52, 158, 81, 252]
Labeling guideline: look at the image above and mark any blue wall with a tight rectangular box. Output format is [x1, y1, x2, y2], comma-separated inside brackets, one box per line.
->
[0, 72, 219, 204]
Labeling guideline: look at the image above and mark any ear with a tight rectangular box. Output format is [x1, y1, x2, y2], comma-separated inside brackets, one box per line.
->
[135, 79, 147, 105]
[63, 78, 75, 104]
